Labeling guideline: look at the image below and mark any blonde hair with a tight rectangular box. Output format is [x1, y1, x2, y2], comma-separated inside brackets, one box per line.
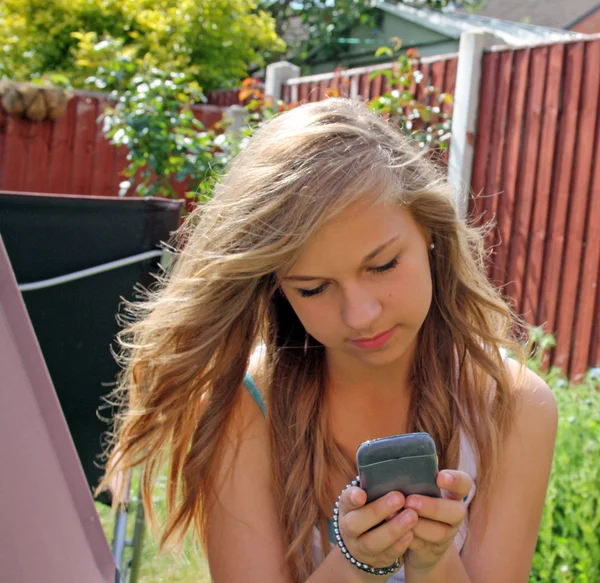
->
[98, 98, 523, 581]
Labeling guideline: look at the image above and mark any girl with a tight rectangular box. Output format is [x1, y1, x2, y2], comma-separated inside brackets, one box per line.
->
[99, 98, 557, 582]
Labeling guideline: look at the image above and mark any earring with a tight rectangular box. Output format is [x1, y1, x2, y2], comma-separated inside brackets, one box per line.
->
[304, 331, 310, 355]
[429, 243, 435, 250]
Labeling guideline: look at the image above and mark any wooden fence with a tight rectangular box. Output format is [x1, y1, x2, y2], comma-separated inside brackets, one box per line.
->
[0, 38, 598, 380]
[471, 37, 600, 380]
[281, 54, 458, 106]
[205, 88, 241, 106]
[0, 92, 227, 199]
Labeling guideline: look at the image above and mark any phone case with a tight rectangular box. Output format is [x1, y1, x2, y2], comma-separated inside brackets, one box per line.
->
[356, 432, 442, 503]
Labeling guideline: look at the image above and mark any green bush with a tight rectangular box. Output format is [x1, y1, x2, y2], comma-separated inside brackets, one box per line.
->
[100, 67, 234, 201]
[0, 0, 285, 91]
[369, 42, 453, 152]
[528, 329, 600, 582]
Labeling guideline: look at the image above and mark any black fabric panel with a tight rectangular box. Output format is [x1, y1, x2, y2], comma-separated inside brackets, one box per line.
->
[0, 192, 182, 503]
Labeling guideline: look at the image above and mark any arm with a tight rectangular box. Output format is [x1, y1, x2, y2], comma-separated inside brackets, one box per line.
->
[205, 387, 291, 582]
[403, 359, 558, 583]
[205, 386, 396, 583]
[459, 360, 558, 582]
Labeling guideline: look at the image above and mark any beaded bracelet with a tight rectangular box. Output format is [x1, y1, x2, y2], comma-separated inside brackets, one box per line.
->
[332, 476, 402, 577]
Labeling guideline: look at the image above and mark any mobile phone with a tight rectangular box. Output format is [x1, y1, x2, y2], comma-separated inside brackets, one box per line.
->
[356, 432, 442, 503]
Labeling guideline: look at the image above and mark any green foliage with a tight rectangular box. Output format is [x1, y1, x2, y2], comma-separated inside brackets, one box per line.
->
[98, 70, 288, 204]
[0, 0, 285, 91]
[260, 0, 485, 65]
[368, 44, 453, 152]
[225, 42, 453, 160]
[527, 330, 600, 583]
[101, 68, 228, 201]
[96, 471, 211, 582]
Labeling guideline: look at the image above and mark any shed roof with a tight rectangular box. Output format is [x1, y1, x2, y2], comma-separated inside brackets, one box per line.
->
[379, 1, 584, 45]
[452, 0, 600, 30]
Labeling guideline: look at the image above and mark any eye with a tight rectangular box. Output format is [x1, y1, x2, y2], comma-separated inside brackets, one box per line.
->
[370, 256, 399, 274]
[298, 283, 328, 298]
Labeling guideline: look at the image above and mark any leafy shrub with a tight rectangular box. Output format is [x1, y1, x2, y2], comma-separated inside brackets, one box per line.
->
[368, 42, 452, 152]
[0, 0, 285, 91]
[101, 68, 225, 200]
[527, 330, 600, 583]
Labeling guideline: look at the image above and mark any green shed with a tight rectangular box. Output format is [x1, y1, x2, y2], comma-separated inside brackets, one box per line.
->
[306, 1, 581, 74]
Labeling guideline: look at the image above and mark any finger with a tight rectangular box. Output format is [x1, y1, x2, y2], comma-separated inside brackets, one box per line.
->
[337, 486, 367, 516]
[355, 529, 412, 568]
[377, 530, 414, 565]
[408, 534, 427, 552]
[404, 495, 466, 527]
[411, 516, 456, 546]
[356, 508, 418, 556]
[341, 491, 406, 538]
[436, 470, 473, 501]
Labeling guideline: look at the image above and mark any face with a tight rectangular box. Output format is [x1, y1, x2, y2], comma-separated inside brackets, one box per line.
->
[279, 197, 433, 368]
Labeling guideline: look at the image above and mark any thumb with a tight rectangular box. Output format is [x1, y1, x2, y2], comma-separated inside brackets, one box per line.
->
[338, 485, 367, 515]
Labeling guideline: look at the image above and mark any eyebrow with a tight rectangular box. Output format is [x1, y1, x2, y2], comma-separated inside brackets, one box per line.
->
[283, 236, 400, 282]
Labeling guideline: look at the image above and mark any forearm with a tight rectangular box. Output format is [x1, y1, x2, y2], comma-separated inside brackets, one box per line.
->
[307, 549, 398, 583]
[405, 545, 471, 583]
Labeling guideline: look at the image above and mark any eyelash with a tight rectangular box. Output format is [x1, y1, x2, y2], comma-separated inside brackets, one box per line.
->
[371, 256, 399, 273]
[297, 256, 399, 298]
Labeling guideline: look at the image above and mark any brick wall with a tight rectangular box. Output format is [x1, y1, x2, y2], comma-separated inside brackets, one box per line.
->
[570, 8, 600, 33]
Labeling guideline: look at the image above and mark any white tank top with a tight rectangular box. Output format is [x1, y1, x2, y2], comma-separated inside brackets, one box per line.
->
[245, 345, 507, 581]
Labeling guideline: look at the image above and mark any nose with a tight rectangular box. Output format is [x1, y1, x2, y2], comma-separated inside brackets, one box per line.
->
[340, 282, 383, 333]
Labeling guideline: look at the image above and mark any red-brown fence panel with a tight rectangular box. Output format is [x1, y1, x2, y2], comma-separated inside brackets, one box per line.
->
[505, 46, 548, 317]
[491, 49, 528, 290]
[71, 96, 100, 196]
[281, 55, 459, 106]
[470, 51, 499, 224]
[573, 108, 600, 377]
[205, 88, 242, 106]
[539, 42, 584, 346]
[46, 95, 80, 194]
[469, 37, 600, 380]
[553, 39, 600, 374]
[0, 91, 226, 200]
[520, 43, 564, 330]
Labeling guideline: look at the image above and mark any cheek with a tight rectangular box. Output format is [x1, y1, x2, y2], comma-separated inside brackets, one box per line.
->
[386, 262, 433, 317]
[286, 296, 337, 338]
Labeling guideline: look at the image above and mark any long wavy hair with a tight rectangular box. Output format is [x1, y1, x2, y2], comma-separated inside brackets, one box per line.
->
[98, 98, 523, 581]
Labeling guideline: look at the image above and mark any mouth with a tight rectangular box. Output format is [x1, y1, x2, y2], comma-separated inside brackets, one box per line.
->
[349, 326, 397, 349]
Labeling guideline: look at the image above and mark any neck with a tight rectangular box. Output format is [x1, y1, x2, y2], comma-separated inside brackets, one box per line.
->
[323, 340, 416, 461]
[324, 338, 416, 404]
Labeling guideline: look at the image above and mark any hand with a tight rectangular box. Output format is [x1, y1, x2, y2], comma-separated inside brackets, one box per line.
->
[336, 485, 418, 579]
[403, 469, 473, 572]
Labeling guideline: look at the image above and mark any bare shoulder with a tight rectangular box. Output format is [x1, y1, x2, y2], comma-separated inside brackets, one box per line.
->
[461, 358, 558, 583]
[505, 357, 558, 437]
[204, 352, 292, 583]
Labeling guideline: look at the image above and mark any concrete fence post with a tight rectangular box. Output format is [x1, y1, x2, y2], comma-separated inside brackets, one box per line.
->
[265, 61, 301, 101]
[224, 104, 246, 134]
[448, 31, 502, 221]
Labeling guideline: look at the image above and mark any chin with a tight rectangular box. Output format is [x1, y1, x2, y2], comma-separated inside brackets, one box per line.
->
[352, 336, 416, 367]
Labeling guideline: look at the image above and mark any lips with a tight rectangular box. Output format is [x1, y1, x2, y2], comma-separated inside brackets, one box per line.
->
[349, 326, 396, 350]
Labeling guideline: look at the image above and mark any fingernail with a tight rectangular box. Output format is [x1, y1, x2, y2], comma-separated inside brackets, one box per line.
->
[442, 472, 454, 485]
[406, 496, 421, 510]
[388, 493, 403, 507]
[351, 490, 361, 504]
[401, 510, 416, 526]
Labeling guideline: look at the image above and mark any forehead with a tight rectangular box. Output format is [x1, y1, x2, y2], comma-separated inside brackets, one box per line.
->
[289, 198, 419, 274]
